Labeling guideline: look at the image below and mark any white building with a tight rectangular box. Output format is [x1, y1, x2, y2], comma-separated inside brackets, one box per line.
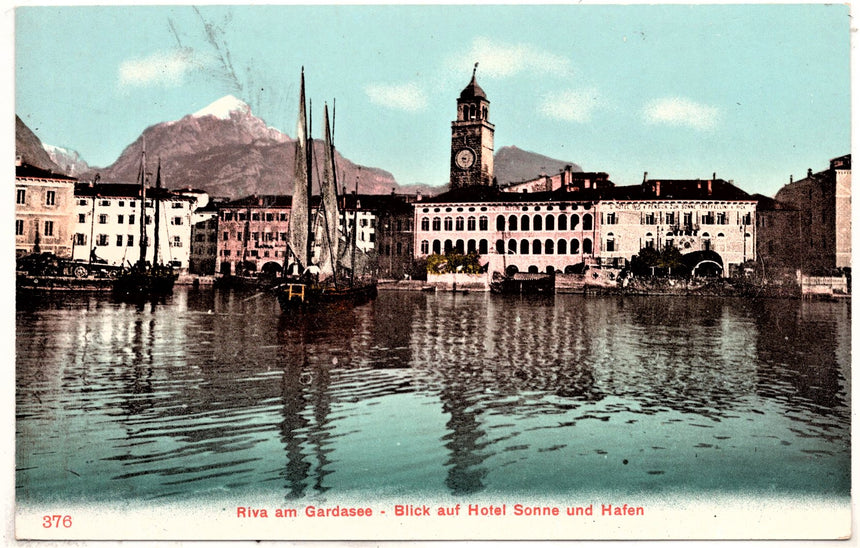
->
[72, 183, 197, 270]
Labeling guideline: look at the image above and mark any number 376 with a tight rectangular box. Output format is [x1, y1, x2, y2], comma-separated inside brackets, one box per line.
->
[42, 515, 72, 528]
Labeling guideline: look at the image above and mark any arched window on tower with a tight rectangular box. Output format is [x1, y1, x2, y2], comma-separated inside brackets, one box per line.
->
[469, 104, 477, 120]
[482, 106, 488, 120]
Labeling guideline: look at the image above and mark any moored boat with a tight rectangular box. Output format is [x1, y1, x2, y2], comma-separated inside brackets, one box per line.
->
[275, 69, 377, 312]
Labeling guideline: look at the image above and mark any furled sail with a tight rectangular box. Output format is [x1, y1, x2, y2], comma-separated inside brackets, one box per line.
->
[286, 69, 310, 272]
[316, 104, 340, 281]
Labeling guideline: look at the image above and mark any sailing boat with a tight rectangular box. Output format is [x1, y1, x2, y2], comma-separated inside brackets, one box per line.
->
[112, 144, 178, 297]
[276, 70, 377, 312]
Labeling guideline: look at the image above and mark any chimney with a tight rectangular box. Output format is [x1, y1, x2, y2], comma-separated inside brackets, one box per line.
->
[642, 171, 648, 184]
[790, 175, 793, 184]
[15, 155, 22, 167]
[807, 168, 813, 178]
[545, 175, 552, 192]
[707, 179, 712, 195]
[391, 187, 396, 195]
[655, 181, 660, 197]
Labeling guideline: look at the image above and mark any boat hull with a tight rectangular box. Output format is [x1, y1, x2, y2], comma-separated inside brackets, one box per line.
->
[276, 282, 377, 312]
[112, 269, 178, 297]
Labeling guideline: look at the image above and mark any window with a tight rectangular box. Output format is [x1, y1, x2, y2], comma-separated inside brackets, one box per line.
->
[129, 215, 135, 225]
[97, 234, 109, 246]
[79, 199, 88, 206]
[479, 216, 488, 231]
[44, 221, 54, 236]
[129, 201, 136, 208]
[507, 239, 517, 254]
[521, 215, 530, 231]
[545, 239, 554, 254]
[252, 213, 260, 221]
[454, 216, 464, 231]
[466, 217, 475, 231]
[496, 215, 505, 231]
[643, 212, 656, 225]
[532, 239, 541, 254]
[421, 218, 430, 231]
[508, 215, 518, 231]
[98, 214, 108, 224]
[645, 233, 655, 249]
[605, 213, 617, 225]
[172, 236, 182, 248]
[605, 232, 615, 252]
[100, 199, 110, 207]
[432, 217, 441, 231]
[223, 231, 229, 241]
[583, 238, 593, 254]
[558, 239, 567, 254]
[146, 216, 152, 225]
[683, 212, 693, 227]
[741, 213, 752, 225]
[252, 232, 259, 241]
[444, 217, 453, 231]
[558, 215, 568, 231]
[127, 235, 134, 247]
[570, 215, 579, 230]
[520, 239, 529, 254]
[16, 189, 25, 204]
[172, 217, 183, 225]
[467, 240, 476, 254]
[15, 219, 23, 236]
[118, 214, 128, 225]
[46, 191, 56, 206]
[421, 240, 429, 255]
[173, 202, 184, 209]
[665, 212, 675, 226]
[78, 214, 86, 223]
[116, 234, 124, 246]
[496, 240, 504, 254]
[583, 214, 593, 231]
[119, 201, 125, 207]
[479, 239, 488, 254]
[546, 215, 555, 231]
[75, 233, 86, 245]
[533, 215, 543, 231]
[432, 240, 441, 254]
[702, 212, 714, 225]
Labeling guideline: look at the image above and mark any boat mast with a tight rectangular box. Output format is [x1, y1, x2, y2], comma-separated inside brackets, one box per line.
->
[306, 100, 314, 272]
[152, 158, 162, 267]
[351, 168, 360, 287]
[137, 138, 147, 269]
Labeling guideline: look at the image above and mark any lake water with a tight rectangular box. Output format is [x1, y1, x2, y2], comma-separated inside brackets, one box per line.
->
[15, 289, 850, 508]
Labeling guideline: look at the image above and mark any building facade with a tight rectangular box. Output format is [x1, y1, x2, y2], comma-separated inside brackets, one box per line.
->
[15, 161, 78, 258]
[72, 183, 196, 270]
[414, 188, 601, 275]
[773, 155, 851, 273]
[215, 195, 292, 276]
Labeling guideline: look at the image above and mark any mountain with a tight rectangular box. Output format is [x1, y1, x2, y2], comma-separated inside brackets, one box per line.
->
[16, 115, 63, 173]
[86, 96, 402, 199]
[43, 144, 91, 178]
[493, 145, 582, 187]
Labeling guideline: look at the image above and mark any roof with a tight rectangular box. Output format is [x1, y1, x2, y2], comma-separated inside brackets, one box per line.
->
[751, 194, 797, 211]
[218, 193, 415, 214]
[16, 162, 77, 182]
[459, 71, 487, 101]
[602, 179, 753, 201]
[74, 182, 196, 201]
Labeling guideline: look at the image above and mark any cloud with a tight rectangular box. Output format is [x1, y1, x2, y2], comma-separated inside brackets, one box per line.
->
[365, 82, 428, 112]
[642, 97, 720, 130]
[452, 37, 572, 78]
[539, 88, 604, 123]
[119, 48, 200, 88]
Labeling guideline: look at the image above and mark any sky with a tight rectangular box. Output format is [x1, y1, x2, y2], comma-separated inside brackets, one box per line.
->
[13, 4, 852, 197]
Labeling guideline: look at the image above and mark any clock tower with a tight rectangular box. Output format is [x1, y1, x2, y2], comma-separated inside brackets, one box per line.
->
[450, 65, 495, 189]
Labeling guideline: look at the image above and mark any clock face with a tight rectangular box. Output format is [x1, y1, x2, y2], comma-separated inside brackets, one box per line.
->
[455, 148, 476, 169]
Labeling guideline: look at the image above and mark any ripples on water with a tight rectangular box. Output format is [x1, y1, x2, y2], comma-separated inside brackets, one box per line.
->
[15, 289, 850, 503]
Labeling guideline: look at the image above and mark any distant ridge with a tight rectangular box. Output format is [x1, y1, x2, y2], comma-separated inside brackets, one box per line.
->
[494, 145, 583, 187]
[16, 116, 63, 173]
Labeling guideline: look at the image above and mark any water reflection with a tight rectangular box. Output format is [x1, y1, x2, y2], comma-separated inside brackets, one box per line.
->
[15, 289, 851, 502]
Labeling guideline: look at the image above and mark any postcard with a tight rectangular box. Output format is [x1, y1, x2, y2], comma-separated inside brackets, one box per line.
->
[12, 3, 852, 543]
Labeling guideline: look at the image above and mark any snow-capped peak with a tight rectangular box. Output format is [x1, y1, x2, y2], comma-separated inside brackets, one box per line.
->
[193, 95, 251, 120]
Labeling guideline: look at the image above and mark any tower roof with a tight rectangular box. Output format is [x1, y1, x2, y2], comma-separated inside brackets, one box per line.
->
[459, 64, 487, 101]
